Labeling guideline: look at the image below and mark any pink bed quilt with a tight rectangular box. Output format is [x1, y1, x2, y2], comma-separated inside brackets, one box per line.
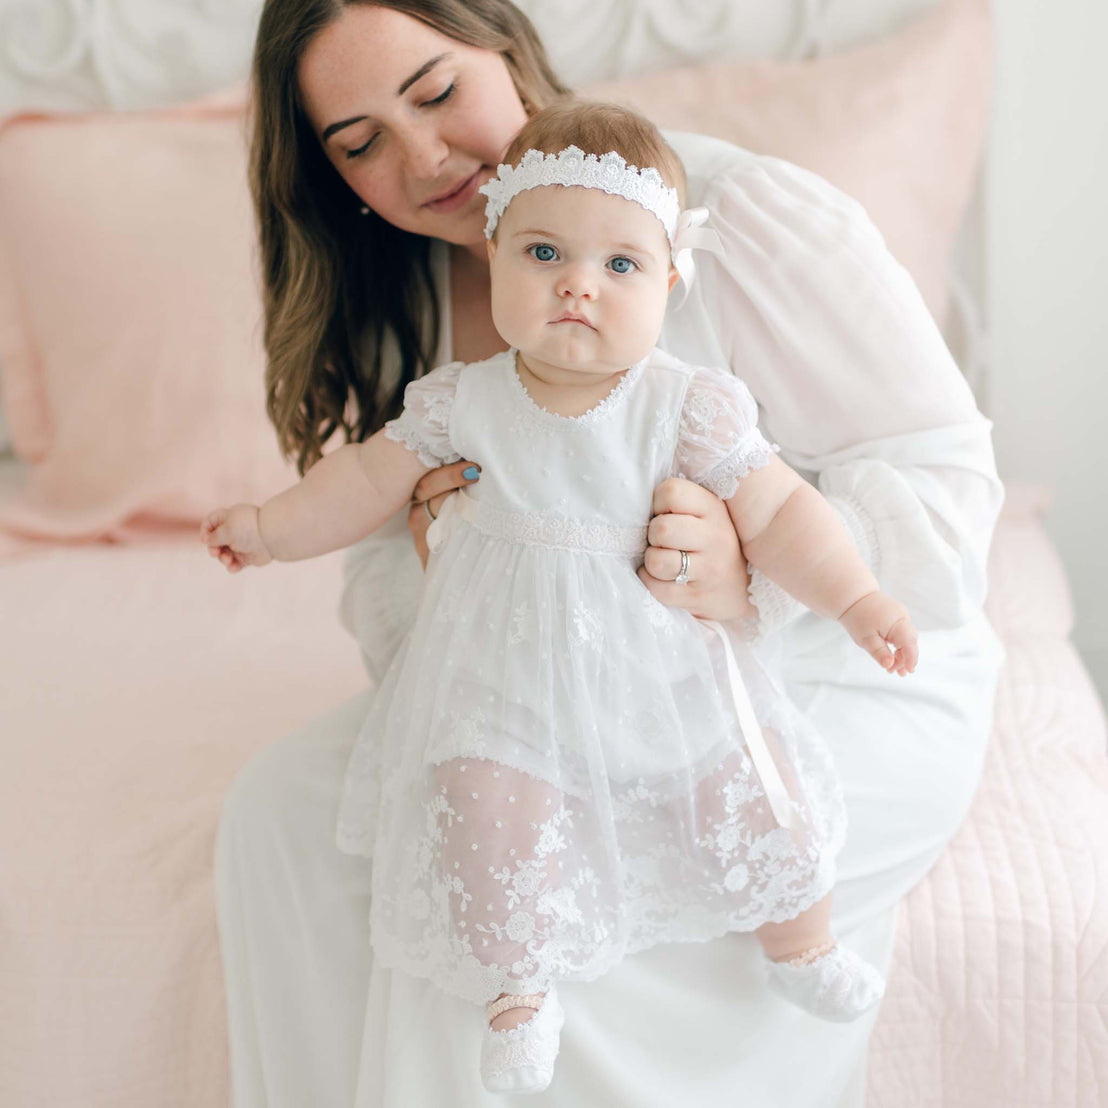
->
[1, 480, 1105, 1106]
[867, 484, 1108, 1105]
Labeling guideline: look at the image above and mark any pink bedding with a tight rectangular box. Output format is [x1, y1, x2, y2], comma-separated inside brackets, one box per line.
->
[0, 515, 367, 1106]
[1, 479, 1105, 1106]
[868, 484, 1108, 1105]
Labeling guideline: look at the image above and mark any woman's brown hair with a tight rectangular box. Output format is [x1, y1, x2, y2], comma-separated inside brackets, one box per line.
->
[250, 0, 570, 475]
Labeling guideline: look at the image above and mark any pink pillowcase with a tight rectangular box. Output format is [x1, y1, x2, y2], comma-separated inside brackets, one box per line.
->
[584, 0, 991, 328]
[0, 86, 297, 554]
[0, 0, 989, 551]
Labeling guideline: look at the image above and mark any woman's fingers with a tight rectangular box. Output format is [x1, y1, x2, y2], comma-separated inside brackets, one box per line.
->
[650, 476, 716, 519]
[637, 564, 705, 614]
[644, 480, 718, 581]
[411, 459, 481, 507]
[642, 477, 756, 623]
[642, 544, 695, 584]
[645, 510, 712, 554]
[407, 460, 481, 571]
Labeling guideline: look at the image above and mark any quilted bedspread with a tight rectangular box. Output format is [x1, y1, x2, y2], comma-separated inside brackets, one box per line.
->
[867, 484, 1108, 1106]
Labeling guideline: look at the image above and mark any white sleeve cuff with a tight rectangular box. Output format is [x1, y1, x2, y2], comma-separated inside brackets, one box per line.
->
[745, 568, 805, 641]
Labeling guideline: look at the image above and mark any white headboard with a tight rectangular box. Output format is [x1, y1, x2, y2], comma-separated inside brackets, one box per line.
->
[0, 0, 949, 108]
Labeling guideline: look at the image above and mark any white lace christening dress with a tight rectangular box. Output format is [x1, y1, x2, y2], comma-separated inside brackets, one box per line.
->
[335, 345, 846, 1006]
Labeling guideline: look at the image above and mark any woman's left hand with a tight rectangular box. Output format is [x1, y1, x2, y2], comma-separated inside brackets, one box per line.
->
[638, 478, 757, 622]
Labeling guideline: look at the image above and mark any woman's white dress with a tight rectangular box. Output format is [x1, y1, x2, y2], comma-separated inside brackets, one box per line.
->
[335, 348, 847, 1005]
[214, 131, 1006, 1108]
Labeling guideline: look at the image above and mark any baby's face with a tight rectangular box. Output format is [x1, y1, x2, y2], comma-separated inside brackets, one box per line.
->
[487, 185, 678, 379]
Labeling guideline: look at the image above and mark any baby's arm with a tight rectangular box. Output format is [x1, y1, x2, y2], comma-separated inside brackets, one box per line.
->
[202, 431, 430, 570]
[725, 456, 918, 674]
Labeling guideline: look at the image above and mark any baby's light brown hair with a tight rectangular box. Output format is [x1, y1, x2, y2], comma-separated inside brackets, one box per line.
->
[496, 100, 688, 240]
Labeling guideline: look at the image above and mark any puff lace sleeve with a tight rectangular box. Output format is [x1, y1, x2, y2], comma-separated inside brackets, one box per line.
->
[382, 360, 465, 469]
[674, 366, 780, 499]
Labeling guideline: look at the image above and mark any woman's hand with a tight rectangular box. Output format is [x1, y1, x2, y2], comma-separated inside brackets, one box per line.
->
[639, 478, 757, 622]
[202, 504, 273, 573]
[407, 460, 482, 569]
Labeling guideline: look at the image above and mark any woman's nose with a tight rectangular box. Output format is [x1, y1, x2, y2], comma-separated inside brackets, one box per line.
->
[401, 123, 450, 179]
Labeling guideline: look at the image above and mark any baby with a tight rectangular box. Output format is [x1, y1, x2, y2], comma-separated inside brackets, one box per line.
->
[203, 101, 918, 1095]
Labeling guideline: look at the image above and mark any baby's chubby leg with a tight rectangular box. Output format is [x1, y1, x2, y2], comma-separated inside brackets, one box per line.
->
[430, 758, 563, 1028]
[756, 891, 835, 964]
[431, 758, 569, 1095]
[687, 737, 884, 1022]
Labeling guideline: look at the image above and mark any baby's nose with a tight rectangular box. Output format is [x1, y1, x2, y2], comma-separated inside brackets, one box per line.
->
[556, 264, 598, 300]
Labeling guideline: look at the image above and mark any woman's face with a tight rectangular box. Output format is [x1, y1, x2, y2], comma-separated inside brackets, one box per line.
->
[297, 4, 529, 248]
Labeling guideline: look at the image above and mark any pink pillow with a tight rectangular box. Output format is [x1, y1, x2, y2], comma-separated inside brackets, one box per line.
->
[0, 84, 297, 554]
[583, 0, 992, 328]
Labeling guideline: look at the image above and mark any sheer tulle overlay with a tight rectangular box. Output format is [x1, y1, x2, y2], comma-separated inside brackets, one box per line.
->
[336, 348, 846, 1006]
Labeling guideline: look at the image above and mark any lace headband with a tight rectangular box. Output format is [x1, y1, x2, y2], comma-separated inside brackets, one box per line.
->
[477, 145, 723, 303]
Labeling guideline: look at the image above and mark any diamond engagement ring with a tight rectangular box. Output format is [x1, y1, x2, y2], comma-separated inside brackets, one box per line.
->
[674, 549, 690, 586]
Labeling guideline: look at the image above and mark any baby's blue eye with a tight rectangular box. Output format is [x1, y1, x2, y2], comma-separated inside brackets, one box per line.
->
[609, 256, 636, 274]
[529, 244, 558, 262]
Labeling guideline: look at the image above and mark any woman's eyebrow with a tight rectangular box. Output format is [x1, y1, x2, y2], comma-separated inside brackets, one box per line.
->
[321, 52, 453, 143]
[397, 52, 451, 96]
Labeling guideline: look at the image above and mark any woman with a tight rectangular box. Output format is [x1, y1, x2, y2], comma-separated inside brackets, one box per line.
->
[214, 1, 1004, 1104]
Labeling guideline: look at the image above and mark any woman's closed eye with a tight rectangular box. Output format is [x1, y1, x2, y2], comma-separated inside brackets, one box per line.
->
[422, 81, 457, 109]
[345, 135, 378, 160]
[345, 82, 458, 160]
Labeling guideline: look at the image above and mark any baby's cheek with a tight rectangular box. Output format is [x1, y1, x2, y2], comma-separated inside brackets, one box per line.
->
[492, 278, 539, 345]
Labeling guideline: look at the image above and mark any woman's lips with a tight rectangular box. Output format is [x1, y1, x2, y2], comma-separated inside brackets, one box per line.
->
[423, 170, 482, 214]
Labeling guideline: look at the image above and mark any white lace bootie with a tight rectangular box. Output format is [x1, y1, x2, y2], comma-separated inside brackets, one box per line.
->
[480, 987, 565, 1095]
[765, 943, 886, 1023]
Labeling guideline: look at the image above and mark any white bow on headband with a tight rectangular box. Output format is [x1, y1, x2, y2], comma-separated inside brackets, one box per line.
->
[671, 206, 725, 308]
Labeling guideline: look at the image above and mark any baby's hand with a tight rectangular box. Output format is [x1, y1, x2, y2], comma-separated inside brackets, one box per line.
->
[838, 592, 919, 676]
[200, 504, 273, 574]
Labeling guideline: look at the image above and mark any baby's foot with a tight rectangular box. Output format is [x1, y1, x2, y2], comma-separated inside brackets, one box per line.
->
[481, 987, 565, 1095]
[765, 941, 885, 1023]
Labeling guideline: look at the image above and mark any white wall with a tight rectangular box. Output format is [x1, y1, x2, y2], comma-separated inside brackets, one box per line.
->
[986, 0, 1108, 706]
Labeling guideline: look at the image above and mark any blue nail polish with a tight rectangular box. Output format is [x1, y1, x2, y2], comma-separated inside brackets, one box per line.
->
[463, 466, 480, 481]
